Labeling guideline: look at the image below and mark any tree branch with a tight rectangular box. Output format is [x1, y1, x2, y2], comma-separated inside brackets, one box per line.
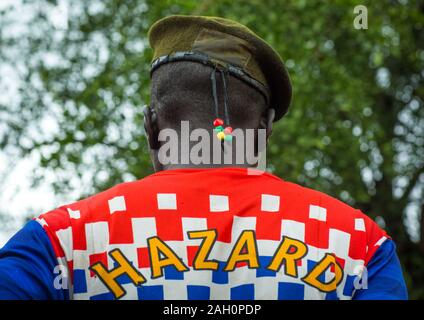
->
[420, 202, 424, 253]
[400, 165, 424, 204]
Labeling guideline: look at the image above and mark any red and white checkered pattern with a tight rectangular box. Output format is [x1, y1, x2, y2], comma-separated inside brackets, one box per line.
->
[35, 168, 388, 300]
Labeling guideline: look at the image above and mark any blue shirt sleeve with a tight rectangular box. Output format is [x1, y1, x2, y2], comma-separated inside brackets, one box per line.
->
[0, 220, 69, 300]
[353, 239, 408, 300]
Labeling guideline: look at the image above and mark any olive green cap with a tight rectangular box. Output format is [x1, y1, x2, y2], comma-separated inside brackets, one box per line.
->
[148, 15, 292, 121]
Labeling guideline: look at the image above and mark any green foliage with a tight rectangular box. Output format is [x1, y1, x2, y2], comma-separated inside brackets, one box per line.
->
[0, 0, 423, 298]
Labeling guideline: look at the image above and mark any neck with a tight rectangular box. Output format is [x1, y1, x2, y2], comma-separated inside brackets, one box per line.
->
[160, 163, 254, 171]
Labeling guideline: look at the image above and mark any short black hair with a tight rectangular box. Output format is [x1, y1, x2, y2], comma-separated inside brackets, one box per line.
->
[150, 61, 268, 132]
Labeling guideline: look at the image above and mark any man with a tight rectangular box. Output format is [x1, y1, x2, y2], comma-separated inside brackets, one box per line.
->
[0, 15, 407, 300]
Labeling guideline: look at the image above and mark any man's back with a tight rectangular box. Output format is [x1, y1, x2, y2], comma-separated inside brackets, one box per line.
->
[1, 167, 404, 300]
[0, 15, 408, 301]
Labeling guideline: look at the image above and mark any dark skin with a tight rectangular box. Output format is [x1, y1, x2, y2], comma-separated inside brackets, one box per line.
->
[143, 63, 275, 172]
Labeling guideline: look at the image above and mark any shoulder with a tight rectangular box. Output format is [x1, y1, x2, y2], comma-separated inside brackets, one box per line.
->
[269, 178, 389, 263]
[33, 178, 155, 262]
[36, 177, 154, 228]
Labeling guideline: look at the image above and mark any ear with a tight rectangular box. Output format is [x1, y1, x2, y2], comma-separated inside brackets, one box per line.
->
[143, 105, 160, 150]
[259, 108, 275, 142]
[255, 108, 275, 156]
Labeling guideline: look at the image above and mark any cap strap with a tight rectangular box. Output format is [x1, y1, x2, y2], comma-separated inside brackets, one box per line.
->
[151, 51, 270, 106]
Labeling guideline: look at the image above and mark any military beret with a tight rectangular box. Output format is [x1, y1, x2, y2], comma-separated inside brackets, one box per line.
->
[148, 15, 292, 121]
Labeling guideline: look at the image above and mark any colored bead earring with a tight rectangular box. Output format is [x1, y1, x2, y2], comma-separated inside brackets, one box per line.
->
[213, 118, 233, 142]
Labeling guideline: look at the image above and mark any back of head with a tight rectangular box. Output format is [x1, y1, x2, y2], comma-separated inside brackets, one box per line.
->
[150, 61, 268, 133]
[146, 15, 290, 170]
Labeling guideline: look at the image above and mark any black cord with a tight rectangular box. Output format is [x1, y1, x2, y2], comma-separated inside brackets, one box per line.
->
[210, 69, 219, 120]
[220, 69, 230, 126]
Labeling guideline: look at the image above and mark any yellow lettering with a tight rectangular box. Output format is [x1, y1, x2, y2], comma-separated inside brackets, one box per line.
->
[224, 230, 259, 271]
[90, 249, 146, 299]
[148, 236, 189, 278]
[187, 229, 219, 270]
[302, 253, 343, 292]
[267, 236, 307, 277]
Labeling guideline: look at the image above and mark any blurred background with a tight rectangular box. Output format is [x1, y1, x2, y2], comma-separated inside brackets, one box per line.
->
[0, 0, 423, 298]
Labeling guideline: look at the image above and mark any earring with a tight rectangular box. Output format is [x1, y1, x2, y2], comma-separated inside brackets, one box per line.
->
[213, 118, 233, 141]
